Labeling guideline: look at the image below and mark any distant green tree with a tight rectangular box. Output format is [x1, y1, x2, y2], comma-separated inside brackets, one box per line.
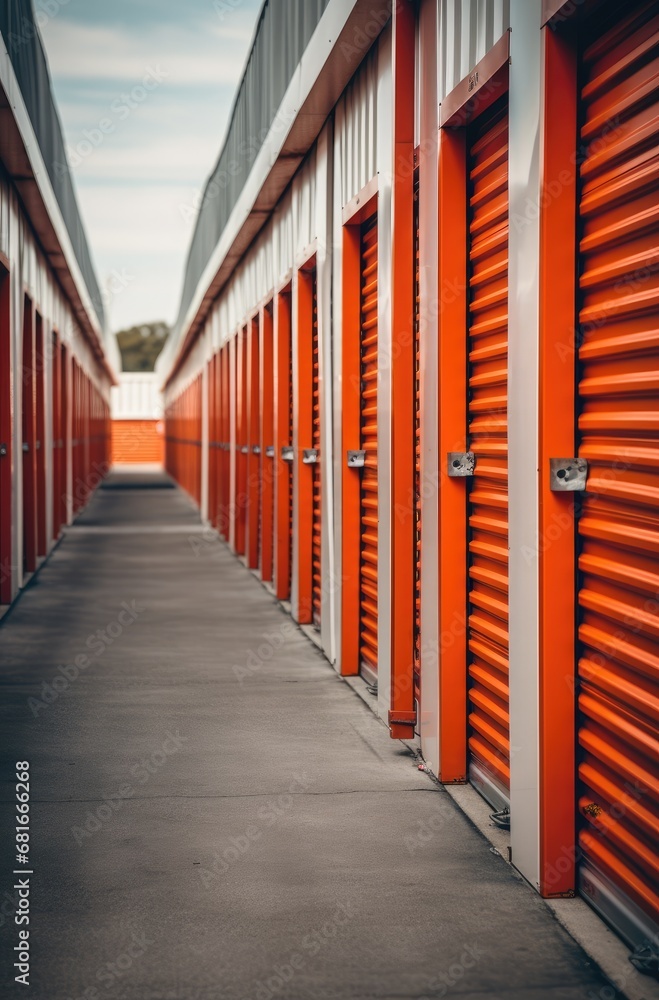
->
[116, 322, 170, 372]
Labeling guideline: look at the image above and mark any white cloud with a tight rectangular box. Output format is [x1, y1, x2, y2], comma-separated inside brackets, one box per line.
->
[41, 18, 254, 86]
[40, 4, 262, 334]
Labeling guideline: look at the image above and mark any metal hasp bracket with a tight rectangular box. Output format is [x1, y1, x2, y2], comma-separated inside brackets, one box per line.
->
[240, 445, 249, 455]
[0, 443, 6, 457]
[347, 449, 366, 468]
[252, 444, 261, 455]
[22, 442, 29, 453]
[302, 448, 319, 464]
[447, 452, 475, 477]
[265, 445, 275, 458]
[281, 446, 294, 463]
[550, 457, 587, 492]
[388, 709, 416, 729]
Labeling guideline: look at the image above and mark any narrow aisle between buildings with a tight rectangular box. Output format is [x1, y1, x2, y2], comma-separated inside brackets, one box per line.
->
[0, 471, 619, 1000]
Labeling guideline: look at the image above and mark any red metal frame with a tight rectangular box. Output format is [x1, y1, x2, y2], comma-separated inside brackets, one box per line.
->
[389, 0, 417, 738]
[537, 20, 579, 898]
[260, 301, 275, 582]
[437, 126, 469, 781]
[0, 264, 11, 603]
[274, 287, 292, 600]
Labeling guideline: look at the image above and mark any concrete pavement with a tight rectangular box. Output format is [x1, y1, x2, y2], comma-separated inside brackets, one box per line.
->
[0, 471, 624, 999]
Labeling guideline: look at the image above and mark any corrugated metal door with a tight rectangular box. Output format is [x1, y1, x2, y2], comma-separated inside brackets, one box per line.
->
[22, 296, 36, 575]
[287, 309, 293, 596]
[220, 344, 230, 541]
[466, 97, 510, 810]
[311, 271, 321, 628]
[0, 266, 10, 603]
[35, 315, 46, 558]
[413, 166, 421, 711]
[576, 0, 659, 950]
[236, 328, 248, 555]
[51, 331, 60, 542]
[360, 216, 379, 678]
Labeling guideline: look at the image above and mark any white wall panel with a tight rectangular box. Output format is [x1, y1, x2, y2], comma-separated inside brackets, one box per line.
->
[438, 0, 511, 103]
[111, 374, 162, 421]
[335, 47, 379, 209]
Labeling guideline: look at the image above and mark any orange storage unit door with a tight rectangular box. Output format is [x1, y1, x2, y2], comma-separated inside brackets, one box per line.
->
[413, 166, 421, 708]
[575, 0, 659, 952]
[359, 217, 379, 678]
[0, 266, 10, 604]
[287, 303, 293, 596]
[466, 97, 510, 811]
[311, 271, 321, 627]
[236, 329, 248, 555]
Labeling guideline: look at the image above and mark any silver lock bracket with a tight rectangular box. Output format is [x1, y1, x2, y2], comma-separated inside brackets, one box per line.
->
[347, 450, 366, 468]
[240, 445, 249, 454]
[550, 457, 587, 492]
[281, 446, 294, 462]
[0, 443, 7, 457]
[303, 448, 319, 464]
[265, 445, 275, 458]
[252, 445, 261, 455]
[447, 452, 475, 477]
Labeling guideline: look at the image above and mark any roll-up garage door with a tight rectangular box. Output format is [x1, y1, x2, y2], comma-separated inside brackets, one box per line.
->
[311, 272, 322, 628]
[466, 97, 510, 810]
[576, 0, 659, 952]
[287, 302, 294, 598]
[360, 217, 379, 679]
[236, 329, 248, 555]
[414, 167, 421, 710]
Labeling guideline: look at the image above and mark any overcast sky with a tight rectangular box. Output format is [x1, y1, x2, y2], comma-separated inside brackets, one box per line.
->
[40, 0, 262, 334]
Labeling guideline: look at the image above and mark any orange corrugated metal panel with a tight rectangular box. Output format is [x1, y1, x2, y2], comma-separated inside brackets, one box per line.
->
[360, 217, 378, 676]
[413, 167, 421, 708]
[111, 420, 163, 464]
[311, 272, 321, 628]
[236, 328, 248, 555]
[220, 344, 230, 540]
[576, 0, 659, 940]
[288, 314, 293, 593]
[466, 98, 510, 803]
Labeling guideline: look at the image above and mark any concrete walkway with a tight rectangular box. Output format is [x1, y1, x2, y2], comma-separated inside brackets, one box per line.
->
[0, 471, 620, 999]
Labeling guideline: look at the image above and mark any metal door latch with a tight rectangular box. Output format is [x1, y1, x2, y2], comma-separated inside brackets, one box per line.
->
[550, 458, 587, 492]
[447, 452, 475, 477]
[252, 445, 261, 455]
[0, 443, 6, 457]
[302, 449, 319, 464]
[281, 446, 294, 462]
[347, 450, 365, 468]
[265, 446, 275, 458]
[22, 442, 29, 453]
[240, 445, 249, 454]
